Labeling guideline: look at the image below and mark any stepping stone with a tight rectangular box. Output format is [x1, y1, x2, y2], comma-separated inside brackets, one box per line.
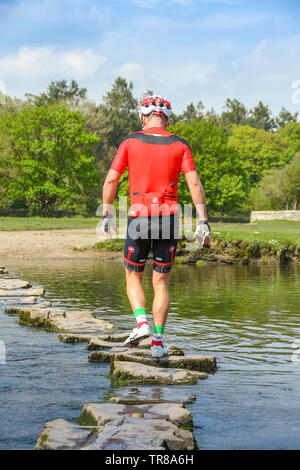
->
[86, 336, 151, 351]
[35, 419, 94, 450]
[81, 416, 194, 450]
[0, 287, 45, 297]
[111, 360, 208, 385]
[0, 296, 37, 305]
[97, 332, 131, 342]
[80, 402, 193, 427]
[59, 331, 132, 345]
[5, 306, 114, 333]
[89, 348, 216, 373]
[0, 279, 31, 290]
[4, 300, 51, 310]
[107, 386, 196, 405]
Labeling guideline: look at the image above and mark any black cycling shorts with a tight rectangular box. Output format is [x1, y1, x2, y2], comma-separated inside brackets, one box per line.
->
[124, 214, 179, 273]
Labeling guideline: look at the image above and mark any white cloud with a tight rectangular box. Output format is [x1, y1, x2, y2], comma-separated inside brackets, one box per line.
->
[0, 46, 107, 81]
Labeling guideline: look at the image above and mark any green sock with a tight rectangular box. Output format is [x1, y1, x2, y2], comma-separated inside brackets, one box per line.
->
[153, 325, 165, 335]
[133, 307, 148, 328]
[153, 325, 165, 344]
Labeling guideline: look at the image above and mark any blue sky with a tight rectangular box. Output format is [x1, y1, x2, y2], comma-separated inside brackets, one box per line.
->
[0, 0, 299, 115]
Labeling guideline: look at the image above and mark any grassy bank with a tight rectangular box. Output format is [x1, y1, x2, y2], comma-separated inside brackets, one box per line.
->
[0, 216, 99, 231]
[87, 220, 300, 264]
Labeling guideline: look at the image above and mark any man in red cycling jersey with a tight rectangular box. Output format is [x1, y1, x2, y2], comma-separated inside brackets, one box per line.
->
[102, 95, 211, 357]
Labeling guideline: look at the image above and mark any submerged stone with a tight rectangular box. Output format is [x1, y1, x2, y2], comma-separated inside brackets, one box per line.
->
[111, 360, 208, 385]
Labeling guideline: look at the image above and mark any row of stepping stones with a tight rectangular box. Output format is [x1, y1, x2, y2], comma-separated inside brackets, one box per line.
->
[0, 266, 217, 450]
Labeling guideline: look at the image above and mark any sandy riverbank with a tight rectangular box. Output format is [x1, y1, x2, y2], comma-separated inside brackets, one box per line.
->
[0, 229, 121, 260]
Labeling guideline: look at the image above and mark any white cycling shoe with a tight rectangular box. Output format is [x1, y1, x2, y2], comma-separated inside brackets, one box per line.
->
[151, 344, 169, 358]
[123, 323, 151, 347]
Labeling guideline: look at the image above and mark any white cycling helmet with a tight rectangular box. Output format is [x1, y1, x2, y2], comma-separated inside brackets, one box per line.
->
[139, 95, 172, 121]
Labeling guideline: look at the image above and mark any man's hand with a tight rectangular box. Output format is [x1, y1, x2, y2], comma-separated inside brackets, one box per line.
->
[101, 214, 116, 238]
[194, 221, 211, 247]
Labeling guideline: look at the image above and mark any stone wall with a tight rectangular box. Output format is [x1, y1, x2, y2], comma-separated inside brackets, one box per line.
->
[251, 211, 300, 222]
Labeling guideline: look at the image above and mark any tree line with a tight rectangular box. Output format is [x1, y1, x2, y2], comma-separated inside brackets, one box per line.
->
[0, 78, 299, 217]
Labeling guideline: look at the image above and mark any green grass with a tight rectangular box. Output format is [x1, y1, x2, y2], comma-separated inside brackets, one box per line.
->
[0, 216, 99, 231]
[1, 217, 300, 252]
[210, 220, 300, 249]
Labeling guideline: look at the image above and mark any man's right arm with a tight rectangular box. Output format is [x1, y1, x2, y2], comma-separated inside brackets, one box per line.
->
[185, 170, 211, 246]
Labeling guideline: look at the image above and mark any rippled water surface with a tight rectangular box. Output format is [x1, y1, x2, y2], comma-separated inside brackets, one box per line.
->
[1, 258, 300, 449]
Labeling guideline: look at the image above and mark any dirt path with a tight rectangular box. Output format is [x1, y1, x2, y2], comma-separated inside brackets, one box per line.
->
[0, 229, 122, 260]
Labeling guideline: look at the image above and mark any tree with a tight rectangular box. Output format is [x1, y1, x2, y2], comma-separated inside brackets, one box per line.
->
[228, 124, 294, 185]
[275, 107, 298, 129]
[167, 120, 248, 214]
[251, 153, 300, 210]
[26, 79, 87, 106]
[248, 101, 275, 131]
[277, 122, 300, 153]
[221, 98, 249, 131]
[177, 101, 205, 123]
[97, 77, 141, 172]
[0, 103, 100, 216]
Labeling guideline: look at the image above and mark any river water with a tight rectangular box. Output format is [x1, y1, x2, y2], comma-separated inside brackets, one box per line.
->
[0, 259, 300, 450]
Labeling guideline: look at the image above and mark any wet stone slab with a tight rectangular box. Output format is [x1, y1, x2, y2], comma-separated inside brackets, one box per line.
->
[5, 306, 114, 333]
[111, 360, 208, 385]
[80, 402, 193, 427]
[35, 419, 94, 450]
[0, 287, 45, 297]
[0, 279, 31, 290]
[81, 416, 194, 450]
[88, 348, 217, 373]
[86, 336, 152, 350]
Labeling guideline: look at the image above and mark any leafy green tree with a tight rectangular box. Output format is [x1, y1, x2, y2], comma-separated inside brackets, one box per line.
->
[94, 77, 141, 179]
[248, 101, 275, 131]
[221, 98, 249, 131]
[168, 121, 248, 214]
[228, 124, 293, 185]
[285, 152, 300, 209]
[177, 101, 205, 123]
[251, 153, 300, 210]
[0, 103, 100, 216]
[277, 122, 300, 153]
[26, 79, 87, 106]
[275, 107, 298, 129]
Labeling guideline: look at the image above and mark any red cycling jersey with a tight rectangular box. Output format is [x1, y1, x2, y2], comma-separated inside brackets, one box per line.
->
[110, 127, 196, 216]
